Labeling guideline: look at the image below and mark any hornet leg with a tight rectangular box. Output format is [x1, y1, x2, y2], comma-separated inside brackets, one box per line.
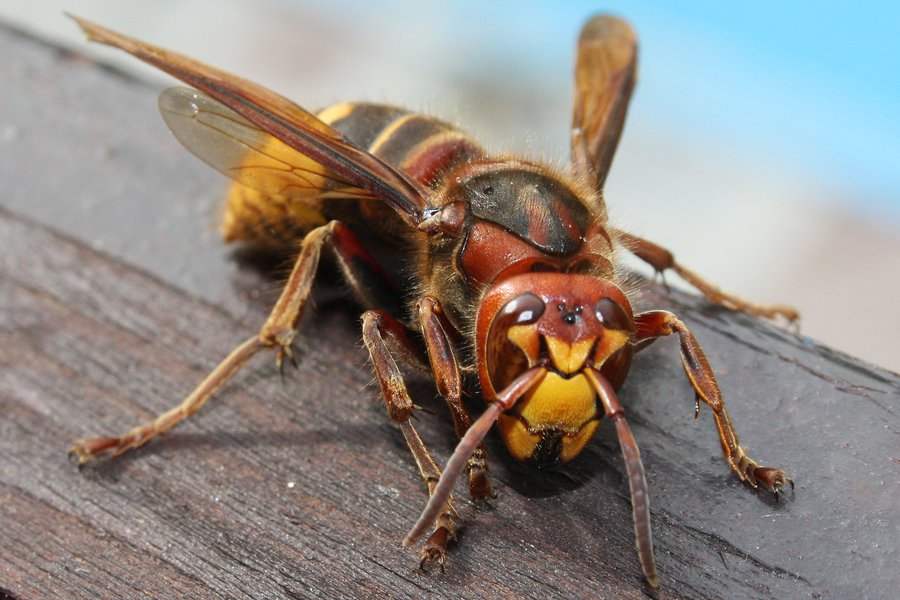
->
[71, 220, 392, 463]
[634, 310, 792, 492]
[617, 230, 799, 323]
[361, 309, 458, 570]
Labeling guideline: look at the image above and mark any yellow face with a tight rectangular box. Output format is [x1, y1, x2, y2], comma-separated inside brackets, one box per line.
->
[496, 326, 630, 463]
[477, 274, 634, 466]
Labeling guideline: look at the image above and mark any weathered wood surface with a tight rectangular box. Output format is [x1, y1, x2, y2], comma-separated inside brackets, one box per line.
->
[1, 22, 898, 600]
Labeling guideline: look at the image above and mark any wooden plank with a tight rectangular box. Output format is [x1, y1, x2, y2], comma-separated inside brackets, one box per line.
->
[1, 21, 898, 599]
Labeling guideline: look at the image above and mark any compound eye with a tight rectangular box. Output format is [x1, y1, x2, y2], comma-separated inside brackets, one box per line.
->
[499, 293, 546, 325]
[485, 293, 546, 393]
[594, 298, 629, 330]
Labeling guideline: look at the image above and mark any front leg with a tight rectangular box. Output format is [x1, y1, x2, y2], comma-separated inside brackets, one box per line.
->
[416, 296, 492, 501]
[635, 310, 792, 492]
[617, 230, 799, 323]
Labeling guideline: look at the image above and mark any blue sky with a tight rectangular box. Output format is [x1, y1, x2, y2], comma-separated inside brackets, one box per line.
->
[25, 0, 894, 217]
[611, 1, 900, 216]
[330, 0, 900, 217]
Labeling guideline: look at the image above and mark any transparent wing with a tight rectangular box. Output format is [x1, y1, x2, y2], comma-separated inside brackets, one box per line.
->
[70, 15, 430, 227]
[571, 15, 638, 191]
[159, 87, 373, 201]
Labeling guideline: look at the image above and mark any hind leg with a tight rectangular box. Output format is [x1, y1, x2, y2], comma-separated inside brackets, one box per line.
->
[71, 220, 390, 463]
[617, 230, 798, 323]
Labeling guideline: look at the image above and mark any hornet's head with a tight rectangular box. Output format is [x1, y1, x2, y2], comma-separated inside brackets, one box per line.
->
[475, 272, 634, 465]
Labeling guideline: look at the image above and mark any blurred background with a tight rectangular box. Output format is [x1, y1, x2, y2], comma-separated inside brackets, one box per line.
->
[2, 0, 898, 371]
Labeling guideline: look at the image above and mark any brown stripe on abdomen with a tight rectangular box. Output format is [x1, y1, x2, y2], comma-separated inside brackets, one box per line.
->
[402, 132, 484, 187]
[317, 103, 408, 149]
[317, 102, 484, 187]
[368, 114, 456, 164]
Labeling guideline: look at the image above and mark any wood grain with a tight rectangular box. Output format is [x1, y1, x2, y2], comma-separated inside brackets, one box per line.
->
[1, 22, 897, 599]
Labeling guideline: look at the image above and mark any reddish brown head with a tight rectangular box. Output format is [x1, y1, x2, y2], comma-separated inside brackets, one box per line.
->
[475, 272, 634, 465]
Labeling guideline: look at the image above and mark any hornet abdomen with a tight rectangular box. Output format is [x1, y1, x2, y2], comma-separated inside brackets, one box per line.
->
[222, 103, 483, 248]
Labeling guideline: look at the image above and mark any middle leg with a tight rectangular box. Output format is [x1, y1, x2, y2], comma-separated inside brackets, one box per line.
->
[361, 309, 457, 568]
[361, 301, 495, 567]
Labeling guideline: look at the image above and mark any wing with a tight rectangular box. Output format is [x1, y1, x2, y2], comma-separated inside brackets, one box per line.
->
[159, 87, 374, 202]
[570, 15, 637, 192]
[69, 14, 430, 228]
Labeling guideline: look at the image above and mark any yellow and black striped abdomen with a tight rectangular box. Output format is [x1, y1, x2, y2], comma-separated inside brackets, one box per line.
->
[221, 103, 483, 249]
